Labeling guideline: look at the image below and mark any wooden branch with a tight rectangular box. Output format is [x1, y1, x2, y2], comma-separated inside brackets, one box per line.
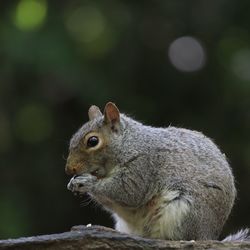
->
[0, 225, 250, 249]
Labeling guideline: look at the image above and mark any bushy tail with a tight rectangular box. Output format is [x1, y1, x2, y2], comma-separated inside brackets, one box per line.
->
[222, 229, 250, 242]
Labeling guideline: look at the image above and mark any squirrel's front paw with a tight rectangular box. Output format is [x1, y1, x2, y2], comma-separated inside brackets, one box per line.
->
[67, 174, 97, 194]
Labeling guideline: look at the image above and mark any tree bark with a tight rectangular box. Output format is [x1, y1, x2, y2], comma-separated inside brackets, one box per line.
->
[0, 225, 250, 250]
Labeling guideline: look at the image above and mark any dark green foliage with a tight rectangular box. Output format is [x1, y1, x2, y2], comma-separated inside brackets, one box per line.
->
[0, 0, 249, 239]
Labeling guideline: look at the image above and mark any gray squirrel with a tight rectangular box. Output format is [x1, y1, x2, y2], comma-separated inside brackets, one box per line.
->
[66, 102, 249, 241]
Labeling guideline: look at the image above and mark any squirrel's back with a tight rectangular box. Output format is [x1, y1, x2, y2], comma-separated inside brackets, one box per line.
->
[117, 115, 236, 240]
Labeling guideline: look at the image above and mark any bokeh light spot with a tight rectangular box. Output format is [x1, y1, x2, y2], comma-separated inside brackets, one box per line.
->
[14, 0, 47, 31]
[15, 104, 53, 144]
[65, 6, 116, 58]
[0, 195, 30, 238]
[217, 33, 249, 69]
[65, 6, 106, 43]
[168, 36, 206, 72]
[231, 49, 250, 81]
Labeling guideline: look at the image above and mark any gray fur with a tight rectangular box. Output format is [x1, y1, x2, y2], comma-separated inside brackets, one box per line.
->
[66, 103, 247, 241]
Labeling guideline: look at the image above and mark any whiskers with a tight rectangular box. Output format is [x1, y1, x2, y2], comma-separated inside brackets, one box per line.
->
[62, 154, 67, 161]
[80, 195, 93, 207]
[79, 194, 99, 209]
[78, 193, 107, 214]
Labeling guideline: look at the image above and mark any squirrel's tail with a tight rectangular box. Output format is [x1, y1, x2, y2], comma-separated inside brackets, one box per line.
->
[222, 229, 250, 242]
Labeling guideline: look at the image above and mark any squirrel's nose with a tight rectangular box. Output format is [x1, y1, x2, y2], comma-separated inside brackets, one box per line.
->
[65, 154, 77, 175]
[65, 155, 83, 175]
[65, 164, 77, 175]
[65, 153, 85, 175]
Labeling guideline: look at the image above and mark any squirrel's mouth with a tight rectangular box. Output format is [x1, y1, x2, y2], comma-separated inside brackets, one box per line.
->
[91, 169, 100, 178]
[90, 167, 106, 179]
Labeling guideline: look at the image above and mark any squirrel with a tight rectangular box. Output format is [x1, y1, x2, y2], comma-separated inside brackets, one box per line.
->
[66, 102, 249, 241]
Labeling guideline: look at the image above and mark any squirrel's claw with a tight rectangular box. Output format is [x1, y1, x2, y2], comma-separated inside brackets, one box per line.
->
[67, 174, 97, 194]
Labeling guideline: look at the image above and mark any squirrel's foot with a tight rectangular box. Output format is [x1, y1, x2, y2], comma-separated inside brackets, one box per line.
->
[67, 174, 97, 194]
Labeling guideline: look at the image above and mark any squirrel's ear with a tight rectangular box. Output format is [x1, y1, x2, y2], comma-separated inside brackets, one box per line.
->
[88, 105, 102, 120]
[104, 102, 120, 128]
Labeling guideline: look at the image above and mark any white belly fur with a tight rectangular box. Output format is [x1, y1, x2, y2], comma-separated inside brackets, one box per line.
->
[113, 190, 191, 239]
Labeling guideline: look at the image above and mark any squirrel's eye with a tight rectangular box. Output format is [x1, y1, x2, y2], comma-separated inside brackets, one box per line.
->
[87, 136, 99, 147]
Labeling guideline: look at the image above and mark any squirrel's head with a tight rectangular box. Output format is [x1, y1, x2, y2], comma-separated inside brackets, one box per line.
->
[65, 102, 122, 177]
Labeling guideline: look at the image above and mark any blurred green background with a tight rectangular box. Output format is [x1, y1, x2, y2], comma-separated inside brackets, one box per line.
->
[1, 0, 250, 240]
